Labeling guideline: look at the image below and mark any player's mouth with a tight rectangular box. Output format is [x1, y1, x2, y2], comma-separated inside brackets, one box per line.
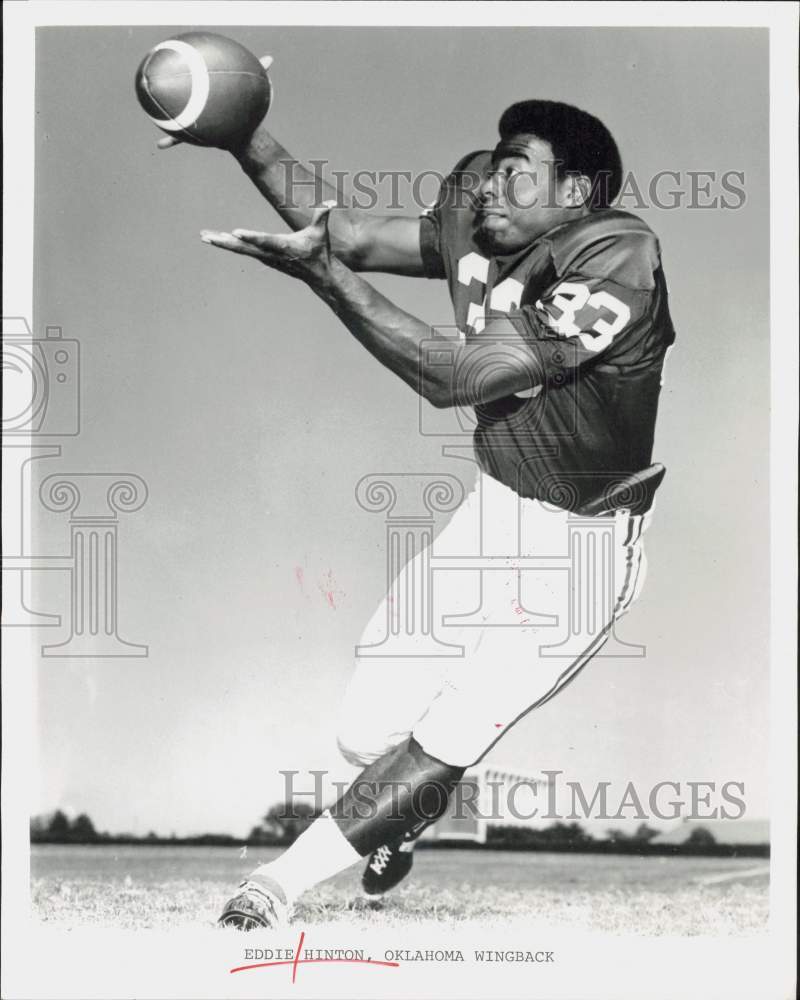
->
[478, 209, 509, 231]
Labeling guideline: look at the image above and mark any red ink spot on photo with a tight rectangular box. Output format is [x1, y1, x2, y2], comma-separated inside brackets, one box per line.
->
[318, 570, 344, 611]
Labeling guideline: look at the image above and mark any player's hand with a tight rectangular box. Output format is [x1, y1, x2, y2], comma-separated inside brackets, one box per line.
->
[200, 202, 335, 283]
[156, 56, 273, 149]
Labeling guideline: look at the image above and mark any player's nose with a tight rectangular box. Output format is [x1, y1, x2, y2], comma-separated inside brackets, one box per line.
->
[479, 170, 504, 205]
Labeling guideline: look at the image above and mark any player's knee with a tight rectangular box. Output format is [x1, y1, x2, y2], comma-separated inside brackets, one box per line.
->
[411, 732, 470, 770]
[411, 713, 486, 769]
[336, 723, 399, 769]
[336, 732, 379, 768]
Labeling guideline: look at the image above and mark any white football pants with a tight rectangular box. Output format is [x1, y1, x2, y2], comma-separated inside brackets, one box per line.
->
[338, 472, 650, 768]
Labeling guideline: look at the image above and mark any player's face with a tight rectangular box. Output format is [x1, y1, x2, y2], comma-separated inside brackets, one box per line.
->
[476, 134, 587, 253]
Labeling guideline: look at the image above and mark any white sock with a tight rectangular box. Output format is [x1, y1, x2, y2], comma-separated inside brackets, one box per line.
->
[248, 810, 362, 906]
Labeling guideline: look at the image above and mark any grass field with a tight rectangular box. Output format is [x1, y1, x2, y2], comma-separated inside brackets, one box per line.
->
[31, 844, 769, 936]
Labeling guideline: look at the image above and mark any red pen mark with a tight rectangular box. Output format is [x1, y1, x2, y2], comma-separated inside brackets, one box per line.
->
[494, 723, 503, 728]
[292, 930, 304, 983]
[294, 566, 305, 591]
[229, 931, 400, 982]
[510, 598, 531, 625]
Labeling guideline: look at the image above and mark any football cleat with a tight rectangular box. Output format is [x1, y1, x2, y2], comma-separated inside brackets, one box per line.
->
[361, 839, 415, 899]
[218, 873, 288, 930]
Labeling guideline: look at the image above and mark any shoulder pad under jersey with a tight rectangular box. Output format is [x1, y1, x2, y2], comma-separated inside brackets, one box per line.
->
[431, 149, 492, 210]
[544, 209, 661, 290]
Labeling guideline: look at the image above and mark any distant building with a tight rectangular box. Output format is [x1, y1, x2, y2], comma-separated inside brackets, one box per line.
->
[651, 818, 769, 846]
[422, 764, 541, 844]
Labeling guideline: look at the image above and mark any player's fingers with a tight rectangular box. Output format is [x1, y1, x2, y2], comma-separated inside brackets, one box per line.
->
[308, 202, 336, 242]
[230, 228, 273, 244]
[310, 201, 337, 229]
[156, 135, 183, 150]
[259, 56, 274, 71]
[200, 230, 268, 259]
[232, 229, 292, 254]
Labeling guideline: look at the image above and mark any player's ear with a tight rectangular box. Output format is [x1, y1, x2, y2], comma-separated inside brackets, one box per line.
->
[564, 173, 592, 208]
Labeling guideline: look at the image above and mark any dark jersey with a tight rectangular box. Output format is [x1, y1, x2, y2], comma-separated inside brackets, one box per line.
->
[419, 150, 676, 509]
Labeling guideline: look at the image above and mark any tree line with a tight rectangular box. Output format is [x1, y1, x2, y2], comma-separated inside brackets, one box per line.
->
[31, 807, 768, 858]
[30, 810, 101, 843]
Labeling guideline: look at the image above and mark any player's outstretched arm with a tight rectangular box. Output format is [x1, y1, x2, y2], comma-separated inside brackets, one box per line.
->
[232, 124, 426, 275]
[158, 56, 425, 276]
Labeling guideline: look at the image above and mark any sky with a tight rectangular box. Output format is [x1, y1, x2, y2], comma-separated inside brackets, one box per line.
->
[29, 24, 769, 837]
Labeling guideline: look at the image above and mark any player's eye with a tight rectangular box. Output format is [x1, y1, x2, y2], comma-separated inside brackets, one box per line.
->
[487, 166, 520, 182]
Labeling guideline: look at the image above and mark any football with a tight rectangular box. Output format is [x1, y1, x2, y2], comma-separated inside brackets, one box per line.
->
[135, 32, 272, 147]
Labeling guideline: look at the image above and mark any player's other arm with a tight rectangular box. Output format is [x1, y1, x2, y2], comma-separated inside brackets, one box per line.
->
[201, 207, 536, 406]
[314, 259, 540, 406]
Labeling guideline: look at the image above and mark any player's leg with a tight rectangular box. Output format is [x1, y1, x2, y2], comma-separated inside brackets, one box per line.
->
[221, 571, 627, 933]
[330, 562, 456, 900]
[336, 479, 482, 768]
[344, 484, 650, 906]
[354, 472, 529, 894]
[336, 648, 449, 769]
[338, 655, 457, 897]
[219, 735, 464, 927]
[218, 653, 450, 926]
[218, 482, 649, 928]
[340, 482, 486, 894]
[220, 665, 470, 927]
[411, 487, 651, 773]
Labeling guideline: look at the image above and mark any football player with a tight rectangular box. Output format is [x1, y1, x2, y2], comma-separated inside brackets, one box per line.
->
[161, 90, 675, 928]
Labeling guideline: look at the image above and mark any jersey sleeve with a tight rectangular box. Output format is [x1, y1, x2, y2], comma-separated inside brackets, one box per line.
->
[512, 276, 652, 375]
[419, 212, 446, 279]
[511, 222, 664, 378]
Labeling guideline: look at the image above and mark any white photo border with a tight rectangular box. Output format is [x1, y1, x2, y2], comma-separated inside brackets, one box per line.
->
[2, 3, 796, 999]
